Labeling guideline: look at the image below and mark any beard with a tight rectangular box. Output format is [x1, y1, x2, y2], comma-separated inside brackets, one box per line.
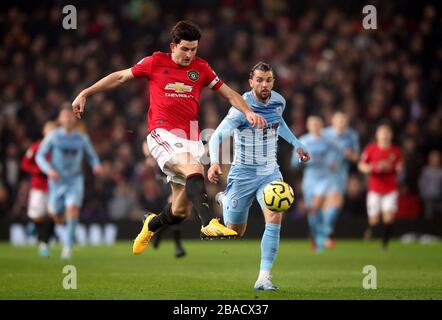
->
[255, 89, 270, 101]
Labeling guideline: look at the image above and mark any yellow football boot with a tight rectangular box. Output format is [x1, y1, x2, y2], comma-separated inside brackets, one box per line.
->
[133, 213, 156, 255]
[200, 218, 238, 240]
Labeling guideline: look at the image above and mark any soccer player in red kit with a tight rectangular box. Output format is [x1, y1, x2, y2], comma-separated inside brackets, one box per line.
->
[20, 121, 57, 256]
[358, 123, 403, 249]
[72, 21, 266, 255]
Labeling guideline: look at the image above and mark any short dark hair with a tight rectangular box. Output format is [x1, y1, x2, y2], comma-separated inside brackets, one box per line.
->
[249, 62, 274, 79]
[377, 119, 393, 130]
[170, 20, 201, 44]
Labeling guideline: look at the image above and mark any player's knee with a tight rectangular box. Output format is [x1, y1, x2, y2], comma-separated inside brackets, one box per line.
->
[382, 212, 395, 224]
[368, 216, 380, 226]
[51, 214, 64, 224]
[171, 205, 190, 219]
[331, 193, 343, 207]
[312, 197, 324, 210]
[32, 217, 46, 223]
[265, 212, 282, 224]
[173, 161, 204, 178]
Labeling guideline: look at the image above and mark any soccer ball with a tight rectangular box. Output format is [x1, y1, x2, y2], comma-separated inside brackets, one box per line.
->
[262, 181, 295, 212]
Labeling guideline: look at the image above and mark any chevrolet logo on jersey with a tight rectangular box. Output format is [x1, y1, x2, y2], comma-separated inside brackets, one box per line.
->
[164, 82, 193, 93]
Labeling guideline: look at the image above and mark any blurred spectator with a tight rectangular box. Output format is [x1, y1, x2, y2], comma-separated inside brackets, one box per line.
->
[418, 150, 442, 220]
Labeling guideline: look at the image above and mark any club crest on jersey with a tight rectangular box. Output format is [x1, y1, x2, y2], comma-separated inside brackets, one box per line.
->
[276, 106, 283, 116]
[187, 70, 199, 81]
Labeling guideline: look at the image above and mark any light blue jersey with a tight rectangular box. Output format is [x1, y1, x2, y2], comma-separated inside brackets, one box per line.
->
[36, 128, 100, 214]
[209, 90, 307, 223]
[322, 126, 360, 193]
[292, 133, 343, 207]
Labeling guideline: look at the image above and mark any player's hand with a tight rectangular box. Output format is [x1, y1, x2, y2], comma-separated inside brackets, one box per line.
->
[72, 93, 87, 119]
[245, 111, 267, 129]
[296, 148, 310, 162]
[93, 165, 104, 176]
[208, 163, 222, 184]
[48, 169, 59, 181]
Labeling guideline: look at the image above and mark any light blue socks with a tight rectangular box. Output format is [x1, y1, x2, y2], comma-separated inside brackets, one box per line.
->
[65, 218, 78, 248]
[260, 223, 281, 272]
[323, 207, 339, 238]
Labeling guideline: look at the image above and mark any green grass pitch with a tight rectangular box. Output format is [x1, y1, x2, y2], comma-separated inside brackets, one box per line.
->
[1, 240, 441, 300]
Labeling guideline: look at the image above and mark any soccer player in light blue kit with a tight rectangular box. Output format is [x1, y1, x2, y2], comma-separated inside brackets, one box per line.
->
[322, 111, 360, 247]
[36, 106, 102, 259]
[292, 116, 343, 253]
[208, 62, 310, 291]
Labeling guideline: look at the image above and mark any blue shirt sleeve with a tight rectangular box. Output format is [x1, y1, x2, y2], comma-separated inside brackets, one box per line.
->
[82, 134, 100, 168]
[35, 132, 54, 174]
[279, 119, 308, 152]
[208, 115, 240, 165]
[290, 136, 308, 168]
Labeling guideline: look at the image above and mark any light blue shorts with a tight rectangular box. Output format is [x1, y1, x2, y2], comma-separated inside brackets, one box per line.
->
[48, 175, 84, 214]
[302, 176, 338, 208]
[223, 165, 283, 225]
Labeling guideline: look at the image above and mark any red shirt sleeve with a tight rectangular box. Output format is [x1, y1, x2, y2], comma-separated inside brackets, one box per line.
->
[131, 56, 153, 78]
[202, 62, 223, 91]
[21, 144, 41, 175]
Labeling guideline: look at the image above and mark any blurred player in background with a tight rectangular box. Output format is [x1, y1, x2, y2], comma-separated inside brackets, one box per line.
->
[292, 116, 343, 253]
[358, 123, 403, 250]
[72, 20, 267, 255]
[20, 121, 57, 256]
[36, 106, 103, 259]
[208, 62, 310, 290]
[322, 111, 360, 248]
[141, 141, 186, 258]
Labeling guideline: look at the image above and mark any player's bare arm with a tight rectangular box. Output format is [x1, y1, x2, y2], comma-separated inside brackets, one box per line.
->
[358, 161, 371, 174]
[72, 68, 134, 119]
[216, 83, 267, 129]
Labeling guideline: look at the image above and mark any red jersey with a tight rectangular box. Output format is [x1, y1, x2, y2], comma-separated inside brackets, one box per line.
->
[131, 52, 224, 140]
[20, 141, 48, 191]
[360, 143, 402, 193]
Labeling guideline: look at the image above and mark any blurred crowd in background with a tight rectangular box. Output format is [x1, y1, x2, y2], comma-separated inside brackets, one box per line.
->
[0, 0, 441, 225]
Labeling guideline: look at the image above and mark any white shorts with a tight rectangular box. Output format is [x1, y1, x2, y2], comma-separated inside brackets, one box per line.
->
[146, 128, 205, 185]
[367, 190, 398, 217]
[27, 189, 48, 219]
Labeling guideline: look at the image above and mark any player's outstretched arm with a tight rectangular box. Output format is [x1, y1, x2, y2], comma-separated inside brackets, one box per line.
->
[72, 68, 135, 119]
[82, 134, 102, 175]
[216, 84, 267, 129]
[207, 117, 238, 184]
[279, 119, 310, 162]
